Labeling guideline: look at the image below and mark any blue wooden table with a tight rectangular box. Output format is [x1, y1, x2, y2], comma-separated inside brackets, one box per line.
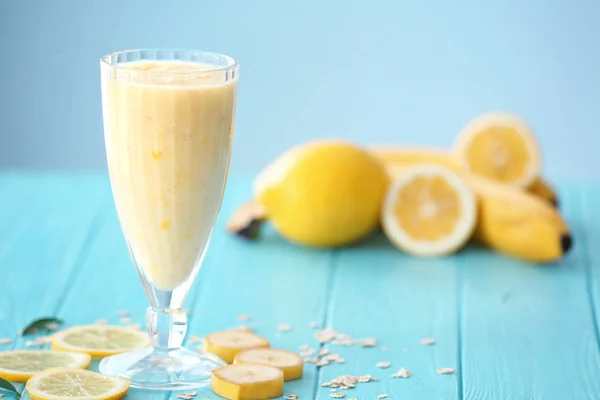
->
[1, 172, 599, 400]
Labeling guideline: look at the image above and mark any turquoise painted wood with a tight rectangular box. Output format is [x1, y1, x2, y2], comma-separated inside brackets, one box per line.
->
[459, 187, 600, 399]
[0, 173, 599, 400]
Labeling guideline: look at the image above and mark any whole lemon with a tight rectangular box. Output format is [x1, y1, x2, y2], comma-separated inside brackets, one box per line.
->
[254, 140, 389, 247]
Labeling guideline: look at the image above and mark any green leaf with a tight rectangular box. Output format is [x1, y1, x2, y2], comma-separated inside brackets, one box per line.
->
[0, 377, 20, 397]
[20, 317, 63, 336]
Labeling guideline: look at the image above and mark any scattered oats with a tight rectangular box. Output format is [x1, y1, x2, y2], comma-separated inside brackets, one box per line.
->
[421, 338, 435, 345]
[236, 325, 253, 332]
[24, 336, 53, 346]
[322, 374, 383, 389]
[323, 353, 341, 362]
[116, 311, 129, 317]
[330, 389, 336, 392]
[120, 317, 133, 325]
[176, 391, 197, 399]
[237, 314, 251, 322]
[336, 358, 345, 363]
[360, 338, 377, 347]
[95, 319, 108, 325]
[188, 335, 204, 344]
[332, 338, 356, 346]
[305, 357, 319, 364]
[437, 367, 456, 375]
[330, 393, 345, 398]
[127, 324, 141, 331]
[357, 375, 374, 383]
[376, 361, 391, 369]
[309, 321, 319, 329]
[315, 328, 338, 343]
[277, 323, 292, 332]
[382, 346, 389, 352]
[36, 335, 53, 344]
[284, 395, 299, 400]
[316, 359, 330, 367]
[348, 398, 357, 400]
[319, 348, 330, 357]
[300, 344, 309, 351]
[377, 394, 389, 399]
[0, 338, 11, 344]
[331, 333, 356, 346]
[45, 322, 60, 331]
[300, 348, 315, 357]
[392, 368, 412, 378]
[0, 394, 4, 398]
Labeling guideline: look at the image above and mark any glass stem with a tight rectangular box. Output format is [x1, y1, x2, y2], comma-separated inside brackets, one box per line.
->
[146, 307, 187, 350]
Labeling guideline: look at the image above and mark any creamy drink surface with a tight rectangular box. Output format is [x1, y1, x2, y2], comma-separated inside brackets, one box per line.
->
[103, 60, 237, 290]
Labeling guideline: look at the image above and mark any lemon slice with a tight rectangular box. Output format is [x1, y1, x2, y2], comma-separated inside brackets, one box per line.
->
[0, 350, 91, 382]
[453, 112, 541, 188]
[381, 164, 476, 256]
[51, 325, 150, 358]
[26, 367, 130, 400]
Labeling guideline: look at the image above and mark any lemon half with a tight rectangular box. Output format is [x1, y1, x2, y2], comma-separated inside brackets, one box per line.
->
[454, 112, 542, 188]
[382, 164, 476, 256]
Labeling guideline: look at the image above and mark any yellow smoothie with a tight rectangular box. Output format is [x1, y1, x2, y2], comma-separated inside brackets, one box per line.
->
[103, 61, 237, 290]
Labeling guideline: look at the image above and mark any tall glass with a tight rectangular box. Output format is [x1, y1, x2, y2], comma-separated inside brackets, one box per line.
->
[98, 49, 238, 390]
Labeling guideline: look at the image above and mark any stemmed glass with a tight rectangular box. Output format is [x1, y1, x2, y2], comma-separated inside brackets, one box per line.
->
[98, 49, 238, 390]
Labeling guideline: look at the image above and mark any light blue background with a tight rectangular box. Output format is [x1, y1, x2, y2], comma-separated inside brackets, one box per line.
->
[0, 0, 598, 179]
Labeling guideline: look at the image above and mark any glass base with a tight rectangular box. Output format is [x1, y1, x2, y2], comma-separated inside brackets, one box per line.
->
[99, 347, 226, 390]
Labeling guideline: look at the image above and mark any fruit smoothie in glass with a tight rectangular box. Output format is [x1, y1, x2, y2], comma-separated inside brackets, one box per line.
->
[104, 60, 237, 291]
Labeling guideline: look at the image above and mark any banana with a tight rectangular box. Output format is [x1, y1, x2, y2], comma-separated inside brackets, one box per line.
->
[370, 147, 559, 207]
[234, 348, 303, 381]
[386, 164, 572, 263]
[227, 201, 267, 239]
[528, 178, 559, 208]
[204, 330, 270, 364]
[468, 176, 571, 263]
[212, 364, 284, 400]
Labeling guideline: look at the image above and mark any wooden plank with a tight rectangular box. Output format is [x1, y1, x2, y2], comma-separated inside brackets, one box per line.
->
[166, 178, 336, 399]
[460, 186, 600, 399]
[0, 173, 108, 339]
[578, 184, 600, 398]
[0, 173, 108, 397]
[318, 234, 460, 400]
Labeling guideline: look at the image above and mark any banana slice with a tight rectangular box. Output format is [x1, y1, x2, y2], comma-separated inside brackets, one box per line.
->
[234, 348, 303, 381]
[204, 330, 270, 363]
[212, 363, 284, 400]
